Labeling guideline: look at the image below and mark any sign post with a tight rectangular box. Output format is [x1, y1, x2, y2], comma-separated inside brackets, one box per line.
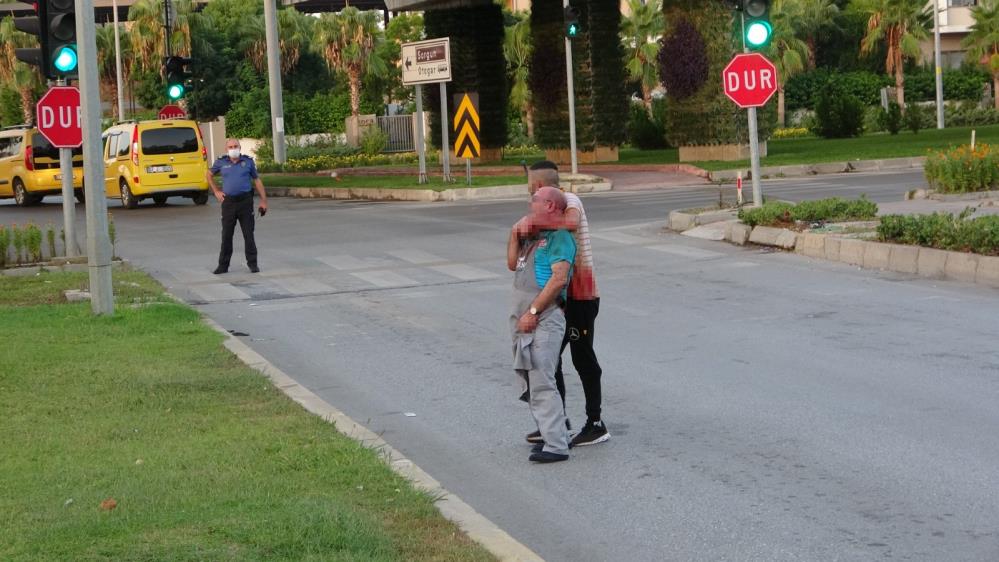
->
[401, 38, 451, 184]
[453, 93, 480, 186]
[722, 52, 778, 207]
[37, 85, 83, 257]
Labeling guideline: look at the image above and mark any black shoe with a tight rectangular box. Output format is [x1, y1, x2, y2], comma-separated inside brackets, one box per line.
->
[525, 418, 571, 444]
[570, 419, 610, 447]
[248, 264, 259, 273]
[212, 266, 228, 274]
[531, 442, 544, 453]
[529, 451, 568, 463]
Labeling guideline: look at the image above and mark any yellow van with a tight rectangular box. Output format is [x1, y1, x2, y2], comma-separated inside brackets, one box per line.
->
[0, 125, 84, 206]
[102, 119, 210, 208]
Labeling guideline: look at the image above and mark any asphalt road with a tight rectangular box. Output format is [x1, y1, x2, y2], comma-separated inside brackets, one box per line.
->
[4, 170, 998, 561]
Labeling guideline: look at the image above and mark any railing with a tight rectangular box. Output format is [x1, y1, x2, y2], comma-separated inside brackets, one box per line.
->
[377, 115, 415, 153]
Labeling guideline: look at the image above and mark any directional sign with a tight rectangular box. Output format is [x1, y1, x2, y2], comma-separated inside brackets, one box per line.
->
[401, 38, 451, 86]
[36, 86, 82, 148]
[453, 93, 480, 159]
[722, 53, 778, 109]
[158, 104, 187, 120]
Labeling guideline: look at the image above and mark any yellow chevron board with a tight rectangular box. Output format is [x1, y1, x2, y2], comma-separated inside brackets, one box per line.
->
[452, 92, 480, 159]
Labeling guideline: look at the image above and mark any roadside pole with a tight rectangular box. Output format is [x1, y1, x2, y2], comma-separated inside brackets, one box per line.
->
[264, 0, 287, 163]
[742, 13, 763, 207]
[563, 0, 578, 175]
[933, 0, 945, 129]
[415, 84, 427, 184]
[75, 0, 114, 315]
[55, 77, 80, 257]
[112, 0, 125, 120]
[439, 82, 451, 182]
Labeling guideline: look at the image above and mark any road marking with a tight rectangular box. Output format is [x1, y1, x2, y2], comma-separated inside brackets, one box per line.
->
[646, 244, 726, 259]
[386, 249, 445, 264]
[430, 263, 499, 281]
[190, 283, 251, 302]
[270, 277, 334, 296]
[317, 254, 368, 270]
[350, 270, 418, 288]
[172, 268, 220, 283]
[589, 231, 651, 245]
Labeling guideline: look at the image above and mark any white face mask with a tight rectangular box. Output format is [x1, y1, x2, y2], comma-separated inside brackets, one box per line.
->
[227, 148, 240, 159]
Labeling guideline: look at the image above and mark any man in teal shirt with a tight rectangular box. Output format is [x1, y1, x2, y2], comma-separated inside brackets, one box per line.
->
[507, 186, 576, 463]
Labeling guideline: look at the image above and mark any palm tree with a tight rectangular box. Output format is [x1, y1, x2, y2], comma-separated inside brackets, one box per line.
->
[237, 8, 313, 77]
[782, 0, 838, 69]
[315, 8, 386, 118]
[127, 0, 196, 74]
[504, 16, 533, 139]
[857, 0, 929, 108]
[767, 0, 810, 126]
[963, 0, 999, 109]
[621, 0, 664, 112]
[0, 17, 41, 124]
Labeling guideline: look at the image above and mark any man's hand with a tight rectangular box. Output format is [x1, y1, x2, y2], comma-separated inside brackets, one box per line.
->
[513, 216, 536, 238]
[213, 190, 224, 203]
[258, 199, 268, 211]
[517, 311, 539, 333]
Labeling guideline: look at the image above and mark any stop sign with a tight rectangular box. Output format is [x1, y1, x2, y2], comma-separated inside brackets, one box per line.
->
[158, 104, 187, 120]
[722, 53, 778, 109]
[36, 86, 82, 148]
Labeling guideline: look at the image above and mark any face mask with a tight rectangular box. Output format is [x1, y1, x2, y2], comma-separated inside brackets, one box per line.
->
[227, 149, 240, 159]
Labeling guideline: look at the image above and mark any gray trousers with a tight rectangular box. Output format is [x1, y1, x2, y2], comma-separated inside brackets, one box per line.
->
[515, 308, 570, 455]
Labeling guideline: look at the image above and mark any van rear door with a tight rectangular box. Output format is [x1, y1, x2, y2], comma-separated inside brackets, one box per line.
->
[138, 126, 205, 189]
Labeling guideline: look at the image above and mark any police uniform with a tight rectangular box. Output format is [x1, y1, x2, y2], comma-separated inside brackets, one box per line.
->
[210, 154, 259, 272]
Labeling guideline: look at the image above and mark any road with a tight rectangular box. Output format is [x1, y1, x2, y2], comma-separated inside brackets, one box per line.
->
[4, 170, 999, 561]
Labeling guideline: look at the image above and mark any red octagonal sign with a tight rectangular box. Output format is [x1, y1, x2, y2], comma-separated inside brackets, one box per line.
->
[722, 53, 778, 109]
[36, 86, 83, 148]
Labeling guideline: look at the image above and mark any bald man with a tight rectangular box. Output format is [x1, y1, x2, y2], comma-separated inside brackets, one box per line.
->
[207, 138, 268, 274]
[508, 185, 576, 463]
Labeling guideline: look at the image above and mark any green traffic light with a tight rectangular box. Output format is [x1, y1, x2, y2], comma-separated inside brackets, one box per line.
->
[567, 23, 579, 37]
[746, 21, 772, 47]
[167, 84, 185, 100]
[53, 45, 78, 73]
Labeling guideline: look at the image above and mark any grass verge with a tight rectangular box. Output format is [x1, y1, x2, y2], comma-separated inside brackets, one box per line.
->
[0, 269, 495, 562]
[262, 174, 526, 191]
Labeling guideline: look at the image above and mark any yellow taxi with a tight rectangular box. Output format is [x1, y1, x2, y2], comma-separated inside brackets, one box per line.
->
[0, 125, 84, 206]
[102, 119, 210, 208]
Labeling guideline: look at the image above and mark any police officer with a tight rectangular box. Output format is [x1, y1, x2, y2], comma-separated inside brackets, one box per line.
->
[207, 139, 268, 274]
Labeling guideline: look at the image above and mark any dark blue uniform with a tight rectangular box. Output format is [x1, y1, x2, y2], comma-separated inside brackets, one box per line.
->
[210, 155, 259, 273]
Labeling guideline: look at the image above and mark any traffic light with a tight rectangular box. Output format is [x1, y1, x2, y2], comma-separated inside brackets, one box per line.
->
[163, 56, 192, 100]
[564, 5, 580, 39]
[15, 1, 79, 79]
[743, 0, 772, 49]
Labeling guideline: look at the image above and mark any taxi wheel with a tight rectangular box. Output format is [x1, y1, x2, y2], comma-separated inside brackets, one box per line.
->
[13, 179, 39, 207]
[120, 179, 139, 209]
[152, 195, 168, 206]
[192, 192, 209, 205]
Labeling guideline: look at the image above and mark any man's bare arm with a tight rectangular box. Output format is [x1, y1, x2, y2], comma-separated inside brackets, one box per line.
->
[507, 227, 520, 271]
[530, 261, 570, 312]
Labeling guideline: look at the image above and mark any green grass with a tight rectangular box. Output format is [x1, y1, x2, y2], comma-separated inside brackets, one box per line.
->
[0, 270, 495, 562]
[262, 174, 526, 191]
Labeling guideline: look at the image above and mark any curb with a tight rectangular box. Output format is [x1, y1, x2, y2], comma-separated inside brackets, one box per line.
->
[267, 177, 611, 202]
[1, 258, 127, 277]
[705, 156, 926, 182]
[201, 317, 544, 562]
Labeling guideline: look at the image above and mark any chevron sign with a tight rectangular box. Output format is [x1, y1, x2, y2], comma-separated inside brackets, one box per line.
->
[452, 92, 480, 159]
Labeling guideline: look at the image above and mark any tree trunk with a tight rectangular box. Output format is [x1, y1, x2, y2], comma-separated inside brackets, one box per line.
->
[778, 88, 786, 128]
[994, 75, 999, 110]
[349, 68, 361, 118]
[807, 38, 817, 70]
[525, 103, 535, 140]
[642, 84, 652, 115]
[895, 69, 905, 108]
[109, 83, 119, 119]
[19, 88, 34, 125]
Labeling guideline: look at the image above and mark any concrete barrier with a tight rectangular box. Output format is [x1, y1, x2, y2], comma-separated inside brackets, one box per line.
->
[945, 252, 979, 283]
[976, 256, 999, 288]
[749, 226, 784, 246]
[862, 242, 891, 270]
[916, 248, 948, 278]
[838, 239, 866, 266]
[887, 244, 919, 274]
[796, 233, 826, 258]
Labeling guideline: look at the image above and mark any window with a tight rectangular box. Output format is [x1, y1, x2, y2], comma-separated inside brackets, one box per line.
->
[950, 0, 977, 7]
[140, 127, 198, 155]
[117, 132, 130, 157]
[0, 138, 10, 159]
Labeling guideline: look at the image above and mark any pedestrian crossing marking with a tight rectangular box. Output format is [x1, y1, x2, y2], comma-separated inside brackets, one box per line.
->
[430, 263, 499, 281]
[270, 277, 334, 296]
[646, 245, 725, 259]
[453, 93, 480, 159]
[350, 270, 419, 288]
[589, 231, 650, 245]
[191, 283, 251, 302]
[386, 249, 445, 265]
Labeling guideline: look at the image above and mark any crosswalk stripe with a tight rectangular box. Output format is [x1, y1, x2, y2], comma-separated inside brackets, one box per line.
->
[589, 231, 650, 245]
[271, 277, 334, 296]
[386, 249, 445, 265]
[350, 270, 418, 288]
[317, 254, 369, 270]
[190, 283, 251, 302]
[645, 245, 725, 259]
[430, 263, 499, 281]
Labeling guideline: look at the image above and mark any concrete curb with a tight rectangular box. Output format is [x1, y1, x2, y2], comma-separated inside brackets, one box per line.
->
[201, 318, 543, 562]
[268, 177, 611, 202]
[1, 258, 127, 276]
[706, 156, 926, 182]
[906, 188, 999, 202]
[666, 208, 739, 232]
[727, 225, 999, 289]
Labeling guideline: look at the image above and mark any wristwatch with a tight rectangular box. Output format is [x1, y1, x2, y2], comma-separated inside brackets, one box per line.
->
[529, 306, 538, 315]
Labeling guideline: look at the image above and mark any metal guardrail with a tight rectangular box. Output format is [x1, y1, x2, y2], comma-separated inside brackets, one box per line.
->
[377, 115, 415, 153]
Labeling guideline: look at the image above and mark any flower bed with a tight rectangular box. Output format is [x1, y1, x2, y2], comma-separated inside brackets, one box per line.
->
[737, 197, 878, 228]
[877, 210, 999, 256]
[923, 144, 999, 193]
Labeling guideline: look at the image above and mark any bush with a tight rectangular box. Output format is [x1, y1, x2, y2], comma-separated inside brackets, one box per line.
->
[771, 127, 812, 140]
[785, 69, 890, 110]
[878, 211, 999, 256]
[811, 84, 864, 138]
[626, 103, 667, 150]
[904, 103, 924, 134]
[923, 143, 999, 193]
[738, 197, 878, 227]
[257, 151, 438, 173]
[360, 127, 389, 155]
[878, 101, 903, 135]
[255, 138, 359, 163]
[944, 101, 999, 127]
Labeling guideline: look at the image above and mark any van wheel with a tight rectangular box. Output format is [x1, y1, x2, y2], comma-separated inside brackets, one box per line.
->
[120, 179, 139, 209]
[152, 195, 168, 206]
[192, 192, 209, 205]
[13, 179, 39, 207]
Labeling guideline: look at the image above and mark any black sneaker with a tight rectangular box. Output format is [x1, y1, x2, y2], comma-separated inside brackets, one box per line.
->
[529, 451, 568, 463]
[525, 419, 571, 444]
[212, 266, 228, 275]
[248, 265, 260, 273]
[570, 419, 610, 447]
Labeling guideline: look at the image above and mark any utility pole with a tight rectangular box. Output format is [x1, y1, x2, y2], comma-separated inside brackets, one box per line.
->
[75, 0, 114, 315]
[563, 0, 579, 175]
[741, 12, 763, 207]
[56, 77, 80, 258]
[113, 0, 125, 120]
[933, 0, 945, 129]
[264, 0, 287, 163]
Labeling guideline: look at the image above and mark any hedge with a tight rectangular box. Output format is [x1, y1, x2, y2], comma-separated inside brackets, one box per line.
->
[738, 197, 878, 227]
[878, 211, 999, 256]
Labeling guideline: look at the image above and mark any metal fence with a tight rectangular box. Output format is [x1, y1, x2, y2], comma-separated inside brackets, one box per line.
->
[377, 115, 415, 153]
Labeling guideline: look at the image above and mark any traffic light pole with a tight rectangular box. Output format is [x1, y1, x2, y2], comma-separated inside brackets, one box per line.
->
[563, 0, 578, 175]
[55, 80, 80, 257]
[75, 0, 114, 315]
[741, 12, 763, 207]
[264, 0, 287, 164]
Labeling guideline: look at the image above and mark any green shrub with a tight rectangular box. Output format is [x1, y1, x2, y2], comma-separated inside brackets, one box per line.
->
[923, 144, 999, 193]
[360, 127, 389, 155]
[905, 104, 924, 134]
[878, 101, 903, 135]
[812, 84, 864, 138]
[739, 197, 877, 227]
[878, 211, 999, 255]
[944, 101, 999, 127]
[0, 225, 9, 267]
[626, 103, 667, 150]
[738, 202, 794, 227]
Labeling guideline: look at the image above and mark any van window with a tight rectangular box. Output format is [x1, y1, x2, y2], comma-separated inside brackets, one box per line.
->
[31, 133, 83, 160]
[117, 132, 131, 157]
[140, 127, 198, 155]
[0, 138, 10, 158]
